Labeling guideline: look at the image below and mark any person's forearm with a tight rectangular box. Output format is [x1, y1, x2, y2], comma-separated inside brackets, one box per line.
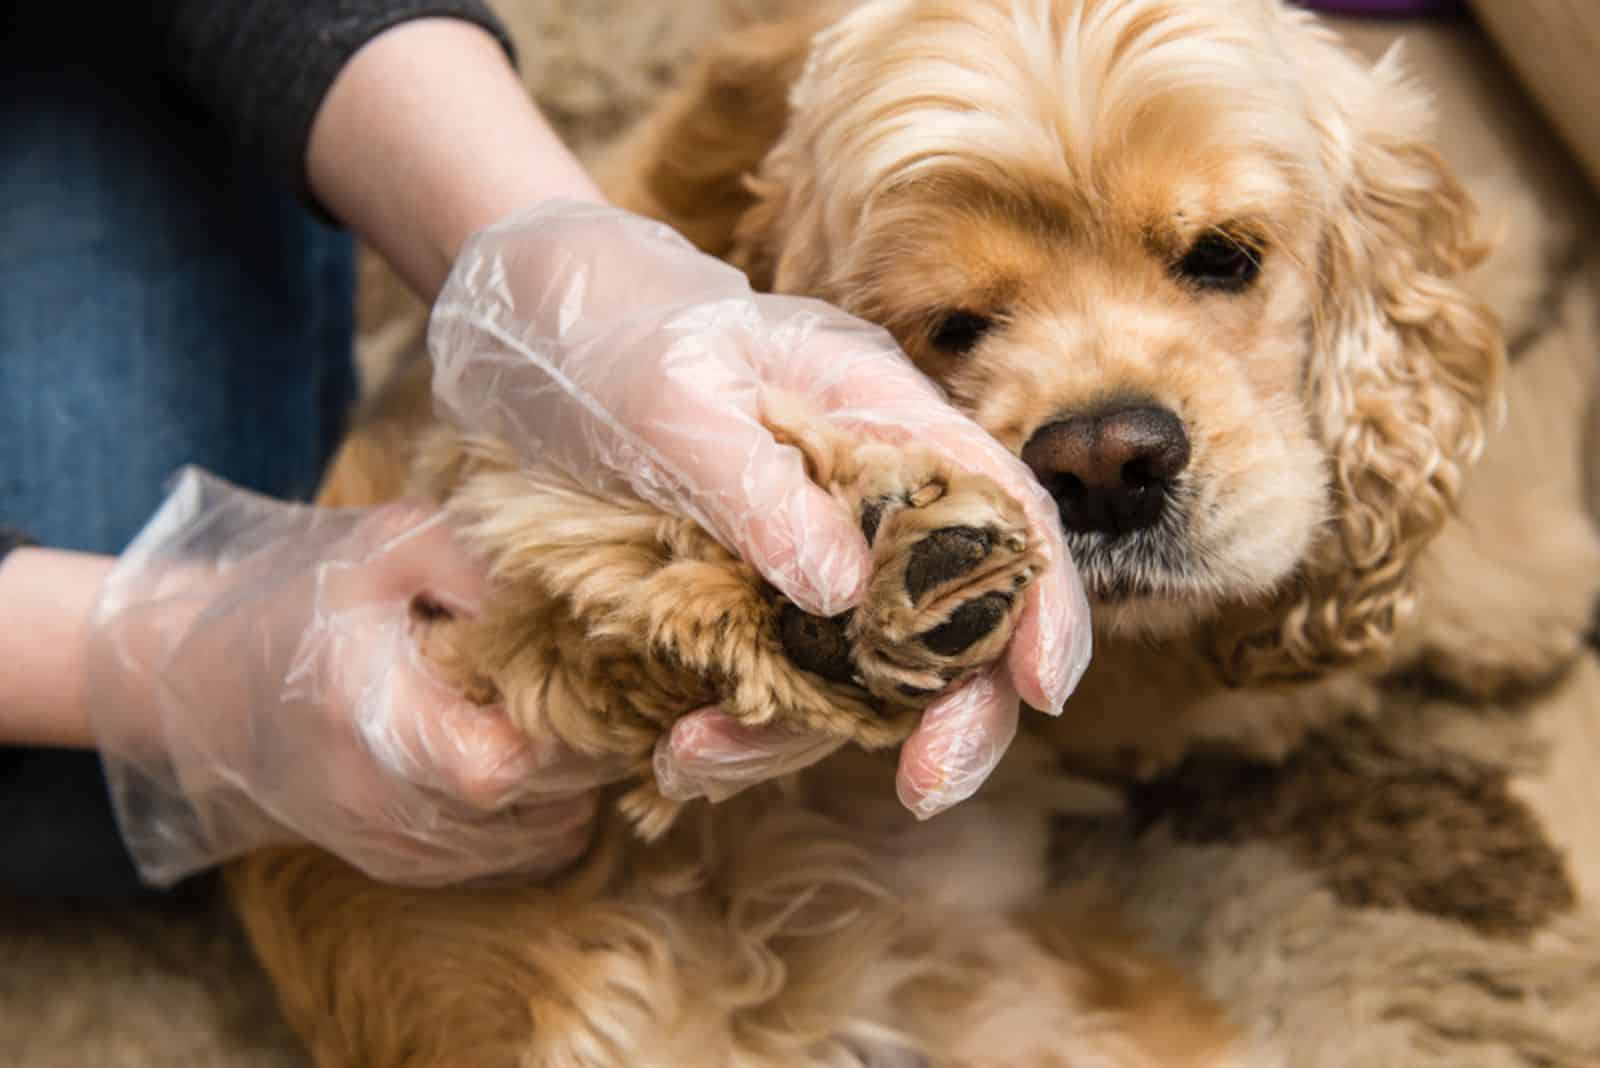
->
[0, 547, 116, 749]
[307, 17, 607, 300]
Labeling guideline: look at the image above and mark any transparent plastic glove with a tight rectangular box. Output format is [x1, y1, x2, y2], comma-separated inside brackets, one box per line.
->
[653, 669, 1019, 820]
[87, 468, 621, 889]
[431, 200, 1093, 818]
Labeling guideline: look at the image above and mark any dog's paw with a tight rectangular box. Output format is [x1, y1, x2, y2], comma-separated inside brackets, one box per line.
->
[852, 464, 1039, 700]
[777, 450, 1040, 711]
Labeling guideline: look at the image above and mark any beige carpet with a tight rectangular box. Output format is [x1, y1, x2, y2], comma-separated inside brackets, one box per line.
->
[4, 6, 1598, 1066]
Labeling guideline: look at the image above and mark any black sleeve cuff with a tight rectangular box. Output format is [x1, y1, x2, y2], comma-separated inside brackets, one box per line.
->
[142, 2, 518, 215]
[0, 528, 37, 571]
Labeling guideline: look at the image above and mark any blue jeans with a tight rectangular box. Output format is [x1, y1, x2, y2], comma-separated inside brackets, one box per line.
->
[0, 12, 358, 896]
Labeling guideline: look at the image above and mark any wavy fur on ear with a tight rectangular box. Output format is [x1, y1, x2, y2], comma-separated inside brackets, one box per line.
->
[597, 8, 827, 274]
[1213, 42, 1504, 684]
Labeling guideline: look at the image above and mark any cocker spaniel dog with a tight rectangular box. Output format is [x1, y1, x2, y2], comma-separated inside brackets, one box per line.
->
[225, 1, 1581, 1065]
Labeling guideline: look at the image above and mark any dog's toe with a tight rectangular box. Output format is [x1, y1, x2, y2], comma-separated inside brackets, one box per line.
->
[778, 603, 859, 686]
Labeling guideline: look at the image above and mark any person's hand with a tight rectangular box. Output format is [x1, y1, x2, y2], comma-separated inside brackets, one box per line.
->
[87, 469, 621, 888]
[430, 200, 1093, 818]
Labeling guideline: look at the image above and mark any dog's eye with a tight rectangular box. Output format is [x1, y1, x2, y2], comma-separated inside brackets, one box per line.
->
[1175, 232, 1262, 292]
[930, 310, 995, 353]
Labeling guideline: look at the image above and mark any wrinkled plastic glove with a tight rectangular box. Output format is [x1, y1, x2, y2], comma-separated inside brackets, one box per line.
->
[430, 200, 1093, 819]
[87, 468, 623, 888]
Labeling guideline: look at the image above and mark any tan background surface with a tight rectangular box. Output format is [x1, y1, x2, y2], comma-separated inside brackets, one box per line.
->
[1471, 0, 1600, 192]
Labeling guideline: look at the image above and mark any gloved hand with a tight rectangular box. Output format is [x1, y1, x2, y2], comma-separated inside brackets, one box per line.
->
[430, 200, 1093, 819]
[87, 469, 624, 888]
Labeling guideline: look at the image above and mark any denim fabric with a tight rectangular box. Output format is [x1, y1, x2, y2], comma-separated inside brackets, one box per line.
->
[0, 12, 358, 897]
[0, 19, 357, 555]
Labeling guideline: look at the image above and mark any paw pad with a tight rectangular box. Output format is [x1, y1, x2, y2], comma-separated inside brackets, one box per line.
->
[919, 591, 1014, 656]
[778, 604, 857, 686]
[905, 526, 994, 600]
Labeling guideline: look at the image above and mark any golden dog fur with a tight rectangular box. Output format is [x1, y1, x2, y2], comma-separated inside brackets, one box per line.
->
[225, 1, 1598, 1064]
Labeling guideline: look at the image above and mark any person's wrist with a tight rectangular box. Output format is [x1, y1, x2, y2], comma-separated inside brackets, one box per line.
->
[0, 545, 118, 749]
[0, 527, 34, 577]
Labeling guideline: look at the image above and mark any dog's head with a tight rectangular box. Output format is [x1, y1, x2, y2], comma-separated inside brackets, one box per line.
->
[731, 0, 1503, 682]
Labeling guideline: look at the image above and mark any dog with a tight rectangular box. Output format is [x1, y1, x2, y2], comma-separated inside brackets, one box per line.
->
[225, 2, 1599, 1064]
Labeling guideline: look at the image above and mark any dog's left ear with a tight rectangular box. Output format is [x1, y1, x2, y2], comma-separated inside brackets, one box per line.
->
[600, 10, 826, 275]
[1217, 36, 1505, 683]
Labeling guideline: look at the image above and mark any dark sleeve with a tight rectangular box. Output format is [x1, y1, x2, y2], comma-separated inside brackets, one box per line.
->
[0, 529, 35, 569]
[134, 1, 518, 205]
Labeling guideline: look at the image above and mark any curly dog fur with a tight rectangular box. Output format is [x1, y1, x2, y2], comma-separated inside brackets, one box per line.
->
[224, 2, 1599, 1065]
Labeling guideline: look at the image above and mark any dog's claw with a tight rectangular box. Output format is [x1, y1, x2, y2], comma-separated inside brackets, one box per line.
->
[860, 496, 893, 545]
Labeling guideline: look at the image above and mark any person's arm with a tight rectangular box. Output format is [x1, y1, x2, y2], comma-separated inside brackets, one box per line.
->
[124, 3, 522, 202]
[0, 545, 113, 749]
[306, 18, 603, 299]
[123, 3, 586, 299]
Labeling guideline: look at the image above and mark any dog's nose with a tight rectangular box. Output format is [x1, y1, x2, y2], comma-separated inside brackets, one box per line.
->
[1022, 406, 1190, 535]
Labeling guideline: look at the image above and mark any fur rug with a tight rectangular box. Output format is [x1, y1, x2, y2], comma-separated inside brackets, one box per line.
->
[4, 6, 1598, 1066]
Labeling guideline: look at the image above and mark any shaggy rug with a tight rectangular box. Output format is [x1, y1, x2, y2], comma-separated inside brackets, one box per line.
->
[4, 6, 1598, 1066]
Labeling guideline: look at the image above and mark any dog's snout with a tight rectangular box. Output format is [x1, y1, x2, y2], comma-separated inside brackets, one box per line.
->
[1022, 406, 1190, 536]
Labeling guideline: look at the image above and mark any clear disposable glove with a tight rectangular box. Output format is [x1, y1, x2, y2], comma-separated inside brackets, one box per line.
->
[430, 200, 1093, 819]
[87, 468, 623, 888]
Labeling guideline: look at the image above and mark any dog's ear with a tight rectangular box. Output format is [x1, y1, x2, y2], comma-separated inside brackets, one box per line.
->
[1215, 40, 1504, 684]
[728, 2, 876, 295]
[599, 11, 825, 284]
